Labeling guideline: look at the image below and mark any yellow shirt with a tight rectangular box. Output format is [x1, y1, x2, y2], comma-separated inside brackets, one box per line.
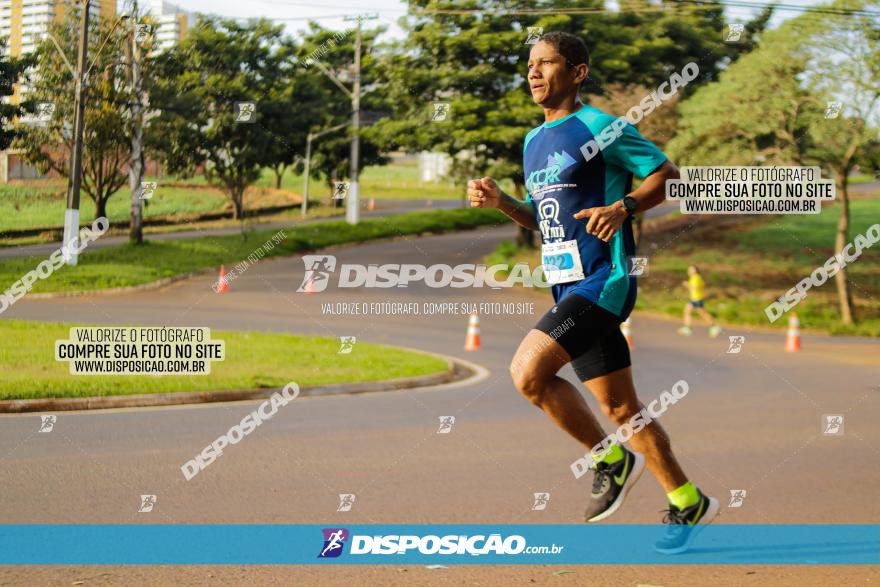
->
[688, 274, 705, 302]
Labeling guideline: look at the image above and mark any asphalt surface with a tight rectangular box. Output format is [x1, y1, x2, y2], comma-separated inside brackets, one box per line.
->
[1, 223, 879, 585]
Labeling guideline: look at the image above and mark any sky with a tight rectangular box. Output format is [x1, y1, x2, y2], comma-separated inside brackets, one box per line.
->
[157, 0, 831, 41]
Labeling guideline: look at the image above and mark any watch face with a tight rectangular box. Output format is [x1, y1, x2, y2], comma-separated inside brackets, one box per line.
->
[623, 197, 637, 213]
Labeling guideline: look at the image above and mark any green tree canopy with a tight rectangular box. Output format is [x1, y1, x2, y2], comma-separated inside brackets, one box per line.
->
[667, 0, 880, 325]
[147, 17, 294, 219]
[368, 0, 767, 189]
[0, 38, 35, 151]
[291, 22, 390, 199]
[15, 7, 131, 219]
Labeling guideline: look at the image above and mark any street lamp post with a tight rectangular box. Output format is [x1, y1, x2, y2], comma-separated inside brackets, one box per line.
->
[124, 3, 146, 244]
[48, 0, 142, 257]
[341, 14, 377, 225]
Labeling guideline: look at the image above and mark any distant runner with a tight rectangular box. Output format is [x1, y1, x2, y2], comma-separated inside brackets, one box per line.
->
[467, 31, 718, 554]
[678, 265, 723, 338]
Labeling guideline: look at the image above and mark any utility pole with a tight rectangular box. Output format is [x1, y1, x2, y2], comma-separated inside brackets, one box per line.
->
[125, 2, 145, 244]
[62, 0, 91, 265]
[342, 13, 377, 225]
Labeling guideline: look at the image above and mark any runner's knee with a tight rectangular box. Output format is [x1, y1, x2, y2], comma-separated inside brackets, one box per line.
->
[509, 361, 545, 406]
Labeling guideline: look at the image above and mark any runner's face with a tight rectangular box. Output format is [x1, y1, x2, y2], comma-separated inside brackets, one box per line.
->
[527, 41, 584, 106]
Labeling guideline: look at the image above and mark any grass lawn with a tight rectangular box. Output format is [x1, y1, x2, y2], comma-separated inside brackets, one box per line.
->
[0, 320, 449, 400]
[0, 179, 233, 233]
[0, 177, 311, 237]
[0, 199, 346, 248]
[0, 208, 509, 294]
[849, 174, 879, 185]
[127, 160, 509, 202]
[0, 161, 474, 239]
[143, 161, 472, 202]
[254, 160, 471, 201]
[487, 198, 880, 337]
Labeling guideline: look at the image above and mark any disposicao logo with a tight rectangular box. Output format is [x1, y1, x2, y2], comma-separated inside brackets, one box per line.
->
[297, 255, 553, 290]
[319, 528, 349, 558]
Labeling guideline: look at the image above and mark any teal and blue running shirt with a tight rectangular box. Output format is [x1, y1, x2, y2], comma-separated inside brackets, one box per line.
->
[524, 104, 667, 320]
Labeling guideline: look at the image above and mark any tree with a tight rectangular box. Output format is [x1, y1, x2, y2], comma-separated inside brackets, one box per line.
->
[261, 37, 315, 190]
[147, 17, 293, 220]
[292, 22, 389, 205]
[667, 29, 814, 167]
[368, 0, 757, 248]
[668, 0, 880, 324]
[16, 8, 131, 220]
[367, 1, 556, 247]
[0, 38, 35, 150]
[581, 0, 769, 92]
[795, 0, 880, 324]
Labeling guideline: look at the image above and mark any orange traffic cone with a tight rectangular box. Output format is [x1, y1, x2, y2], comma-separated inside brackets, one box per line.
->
[367, 198, 375, 211]
[620, 317, 635, 350]
[464, 314, 481, 351]
[215, 266, 229, 293]
[785, 313, 801, 352]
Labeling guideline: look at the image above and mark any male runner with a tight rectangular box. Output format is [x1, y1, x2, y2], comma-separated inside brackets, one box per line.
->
[467, 31, 718, 554]
[678, 265, 723, 338]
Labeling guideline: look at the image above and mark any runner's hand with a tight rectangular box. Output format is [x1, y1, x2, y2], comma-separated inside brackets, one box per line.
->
[467, 177, 502, 209]
[573, 204, 627, 242]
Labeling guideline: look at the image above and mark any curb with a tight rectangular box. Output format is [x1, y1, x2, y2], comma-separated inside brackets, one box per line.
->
[0, 355, 479, 414]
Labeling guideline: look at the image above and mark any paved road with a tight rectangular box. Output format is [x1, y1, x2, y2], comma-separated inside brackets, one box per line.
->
[852, 179, 880, 192]
[1, 224, 878, 585]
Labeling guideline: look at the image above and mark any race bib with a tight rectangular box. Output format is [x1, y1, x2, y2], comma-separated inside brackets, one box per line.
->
[541, 240, 585, 285]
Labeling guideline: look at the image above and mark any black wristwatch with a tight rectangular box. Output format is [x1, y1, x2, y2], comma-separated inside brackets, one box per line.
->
[621, 195, 638, 218]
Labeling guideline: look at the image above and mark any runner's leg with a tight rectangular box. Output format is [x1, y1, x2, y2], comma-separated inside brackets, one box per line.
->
[697, 306, 715, 325]
[582, 367, 687, 493]
[510, 329, 607, 450]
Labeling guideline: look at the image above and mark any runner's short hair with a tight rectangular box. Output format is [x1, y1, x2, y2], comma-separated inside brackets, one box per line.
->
[538, 31, 590, 71]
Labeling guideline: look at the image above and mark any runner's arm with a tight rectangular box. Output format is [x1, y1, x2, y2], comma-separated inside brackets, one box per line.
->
[498, 191, 539, 231]
[623, 159, 680, 215]
[574, 160, 680, 242]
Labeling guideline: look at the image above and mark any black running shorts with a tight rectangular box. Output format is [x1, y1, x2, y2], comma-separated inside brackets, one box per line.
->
[534, 293, 631, 381]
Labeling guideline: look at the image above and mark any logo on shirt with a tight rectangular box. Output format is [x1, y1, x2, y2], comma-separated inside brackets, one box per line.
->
[537, 198, 565, 241]
[526, 150, 576, 194]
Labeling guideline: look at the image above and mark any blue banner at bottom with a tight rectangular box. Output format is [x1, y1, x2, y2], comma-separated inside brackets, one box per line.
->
[1, 524, 877, 565]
